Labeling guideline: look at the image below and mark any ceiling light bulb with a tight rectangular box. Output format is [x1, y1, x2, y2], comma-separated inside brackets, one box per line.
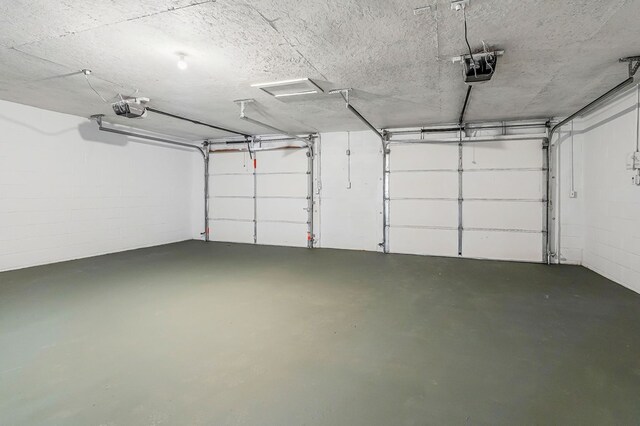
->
[177, 55, 188, 70]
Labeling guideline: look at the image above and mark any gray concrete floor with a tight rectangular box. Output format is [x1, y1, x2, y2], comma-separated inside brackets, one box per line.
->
[1, 241, 640, 425]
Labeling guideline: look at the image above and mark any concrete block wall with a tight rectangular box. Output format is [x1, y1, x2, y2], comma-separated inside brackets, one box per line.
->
[0, 99, 198, 271]
[559, 84, 640, 293]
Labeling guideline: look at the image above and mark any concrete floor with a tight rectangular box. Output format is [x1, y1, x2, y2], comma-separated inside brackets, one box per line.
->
[1, 241, 639, 425]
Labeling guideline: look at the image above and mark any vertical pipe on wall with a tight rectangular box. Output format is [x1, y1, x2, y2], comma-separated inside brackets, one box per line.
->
[346, 133, 352, 189]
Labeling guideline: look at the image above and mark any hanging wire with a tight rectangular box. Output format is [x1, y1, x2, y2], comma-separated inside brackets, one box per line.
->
[84, 72, 109, 103]
[482, 41, 494, 74]
[462, 7, 476, 68]
[84, 71, 139, 104]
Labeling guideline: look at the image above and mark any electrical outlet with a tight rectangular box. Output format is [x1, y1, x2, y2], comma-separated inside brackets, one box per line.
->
[570, 190, 578, 198]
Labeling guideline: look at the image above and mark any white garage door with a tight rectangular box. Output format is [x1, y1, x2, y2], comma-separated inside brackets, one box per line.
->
[388, 139, 546, 262]
[208, 146, 312, 248]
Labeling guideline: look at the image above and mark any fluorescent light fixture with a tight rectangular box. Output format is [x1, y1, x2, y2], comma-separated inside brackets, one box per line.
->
[251, 78, 323, 98]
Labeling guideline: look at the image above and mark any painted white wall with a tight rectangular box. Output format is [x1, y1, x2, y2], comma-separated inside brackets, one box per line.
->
[559, 84, 640, 292]
[316, 131, 383, 251]
[557, 123, 585, 265]
[0, 99, 198, 272]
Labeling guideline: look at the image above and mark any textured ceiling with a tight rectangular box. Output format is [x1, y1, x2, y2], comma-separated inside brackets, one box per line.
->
[0, 0, 638, 140]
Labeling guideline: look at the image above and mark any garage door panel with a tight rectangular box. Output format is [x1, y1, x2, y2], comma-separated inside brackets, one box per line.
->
[390, 200, 458, 228]
[390, 228, 458, 257]
[463, 231, 543, 262]
[211, 198, 253, 221]
[257, 174, 307, 198]
[391, 172, 458, 199]
[207, 147, 310, 248]
[391, 144, 458, 170]
[258, 222, 307, 247]
[208, 219, 254, 244]
[210, 175, 253, 197]
[463, 201, 543, 231]
[257, 150, 308, 173]
[388, 137, 545, 262]
[463, 140, 542, 170]
[463, 171, 544, 200]
[257, 198, 307, 223]
[210, 152, 252, 174]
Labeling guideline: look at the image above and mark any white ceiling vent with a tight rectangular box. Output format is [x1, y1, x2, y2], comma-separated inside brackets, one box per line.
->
[251, 78, 324, 98]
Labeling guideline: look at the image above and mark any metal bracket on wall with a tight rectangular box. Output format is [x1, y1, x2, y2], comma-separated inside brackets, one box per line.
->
[620, 56, 640, 78]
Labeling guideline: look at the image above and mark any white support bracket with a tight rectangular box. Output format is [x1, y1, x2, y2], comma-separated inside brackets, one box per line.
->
[620, 56, 640, 78]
